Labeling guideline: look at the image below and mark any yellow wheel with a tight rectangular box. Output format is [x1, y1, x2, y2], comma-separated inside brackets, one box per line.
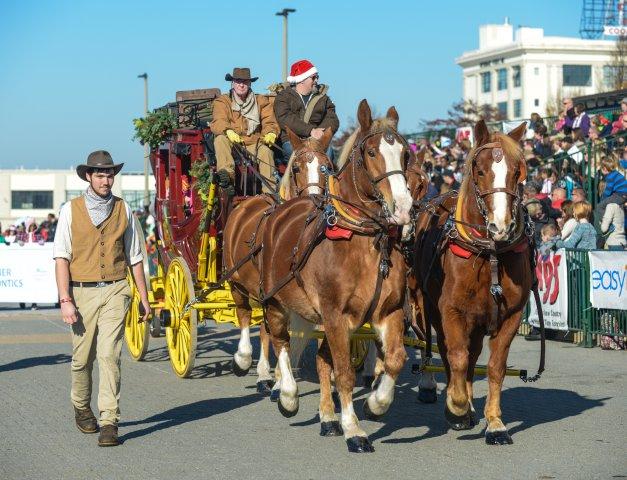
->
[350, 338, 369, 371]
[124, 272, 150, 360]
[164, 257, 197, 378]
[124, 217, 151, 361]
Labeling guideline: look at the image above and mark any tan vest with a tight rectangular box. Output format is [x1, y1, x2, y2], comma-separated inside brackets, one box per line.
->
[69, 196, 128, 282]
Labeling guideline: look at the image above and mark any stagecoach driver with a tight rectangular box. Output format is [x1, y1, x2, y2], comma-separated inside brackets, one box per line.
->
[210, 67, 280, 193]
[53, 150, 150, 447]
[274, 59, 339, 161]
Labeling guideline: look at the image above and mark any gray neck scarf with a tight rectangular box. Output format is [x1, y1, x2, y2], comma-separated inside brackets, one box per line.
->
[231, 90, 260, 135]
[84, 187, 114, 226]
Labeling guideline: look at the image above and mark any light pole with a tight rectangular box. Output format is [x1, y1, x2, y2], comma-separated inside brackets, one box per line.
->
[137, 73, 149, 209]
[275, 8, 296, 82]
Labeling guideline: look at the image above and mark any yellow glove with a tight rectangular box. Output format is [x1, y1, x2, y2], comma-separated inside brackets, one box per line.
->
[226, 129, 242, 144]
[263, 132, 277, 145]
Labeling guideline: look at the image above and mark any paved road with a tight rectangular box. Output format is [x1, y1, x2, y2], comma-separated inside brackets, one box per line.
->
[0, 306, 625, 480]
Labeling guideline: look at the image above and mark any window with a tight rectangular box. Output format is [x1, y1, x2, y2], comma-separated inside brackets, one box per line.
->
[497, 68, 507, 90]
[481, 72, 491, 93]
[122, 190, 156, 210]
[12, 191, 53, 209]
[603, 65, 621, 88]
[512, 66, 521, 87]
[562, 65, 591, 87]
[497, 101, 508, 118]
[513, 99, 522, 118]
[66, 190, 82, 202]
[534, 98, 540, 107]
[534, 67, 540, 75]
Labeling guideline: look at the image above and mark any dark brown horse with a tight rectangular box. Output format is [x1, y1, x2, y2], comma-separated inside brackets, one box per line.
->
[222, 128, 333, 394]
[259, 100, 413, 453]
[413, 120, 532, 445]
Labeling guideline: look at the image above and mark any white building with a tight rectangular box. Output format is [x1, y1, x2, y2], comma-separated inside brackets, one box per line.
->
[456, 20, 617, 120]
[0, 169, 155, 227]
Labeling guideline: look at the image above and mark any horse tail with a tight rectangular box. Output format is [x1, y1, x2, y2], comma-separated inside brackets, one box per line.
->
[288, 311, 316, 369]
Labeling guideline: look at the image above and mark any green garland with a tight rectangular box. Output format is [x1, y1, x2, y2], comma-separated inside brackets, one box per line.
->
[189, 159, 215, 225]
[132, 109, 177, 149]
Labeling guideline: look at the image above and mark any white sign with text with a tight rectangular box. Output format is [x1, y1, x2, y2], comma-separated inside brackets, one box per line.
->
[0, 243, 58, 304]
[588, 251, 627, 311]
[528, 249, 569, 331]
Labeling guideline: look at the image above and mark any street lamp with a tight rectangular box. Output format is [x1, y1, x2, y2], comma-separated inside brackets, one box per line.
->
[137, 73, 149, 209]
[275, 8, 296, 82]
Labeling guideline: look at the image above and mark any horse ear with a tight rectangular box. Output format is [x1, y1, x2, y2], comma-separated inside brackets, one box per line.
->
[415, 148, 426, 167]
[474, 119, 490, 147]
[508, 121, 527, 143]
[386, 106, 399, 129]
[318, 127, 333, 152]
[286, 126, 303, 150]
[518, 157, 528, 184]
[357, 99, 372, 132]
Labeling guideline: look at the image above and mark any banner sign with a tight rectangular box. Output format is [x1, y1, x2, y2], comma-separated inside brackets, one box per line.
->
[0, 243, 58, 304]
[528, 249, 569, 331]
[604, 25, 627, 36]
[588, 251, 627, 311]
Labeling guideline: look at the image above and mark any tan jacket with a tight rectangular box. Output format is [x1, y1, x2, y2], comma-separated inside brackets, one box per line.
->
[210, 92, 279, 146]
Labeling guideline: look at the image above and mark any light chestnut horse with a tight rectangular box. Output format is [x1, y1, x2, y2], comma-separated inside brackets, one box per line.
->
[259, 100, 413, 453]
[222, 128, 333, 394]
[413, 120, 532, 445]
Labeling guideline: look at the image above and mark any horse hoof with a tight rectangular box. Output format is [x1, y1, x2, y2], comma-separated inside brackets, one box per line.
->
[269, 388, 280, 403]
[362, 375, 375, 389]
[363, 400, 384, 421]
[332, 391, 341, 413]
[277, 397, 298, 418]
[231, 359, 250, 377]
[256, 380, 274, 396]
[346, 436, 375, 453]
[485, 430, 513, 445]
[320, 421, 343, 437]
[444, 404, 476, 431]
[417, 387, 437, 404]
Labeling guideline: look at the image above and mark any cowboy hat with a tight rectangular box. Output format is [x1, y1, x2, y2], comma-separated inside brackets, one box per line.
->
[225, 67, 258, 82]
[76, 150, 124, 181]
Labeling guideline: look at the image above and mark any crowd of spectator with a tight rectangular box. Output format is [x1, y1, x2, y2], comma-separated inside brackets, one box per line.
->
[0, 213, 58, 246]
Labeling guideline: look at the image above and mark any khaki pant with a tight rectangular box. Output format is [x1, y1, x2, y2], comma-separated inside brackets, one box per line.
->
[214, 134, 276, 193]
[70, 280, 131, 426]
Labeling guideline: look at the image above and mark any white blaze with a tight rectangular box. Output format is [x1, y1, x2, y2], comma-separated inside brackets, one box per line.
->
[490, 159, 509, 232]
[307, 155, 321, 195]
[378, 137, 412, 224]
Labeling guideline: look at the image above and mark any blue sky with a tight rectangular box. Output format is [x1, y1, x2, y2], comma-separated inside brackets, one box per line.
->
[0, 0, 581, 171]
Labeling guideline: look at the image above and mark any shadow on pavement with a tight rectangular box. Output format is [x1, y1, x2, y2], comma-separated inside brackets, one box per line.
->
[119, 394, 263, 442]
[0, 353, 71, 373]
[372, 383, 610, 444]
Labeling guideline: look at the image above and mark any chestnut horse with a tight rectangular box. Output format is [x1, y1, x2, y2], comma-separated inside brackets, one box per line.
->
[222, 128, 333, 394]
[259, 100, 413, 453]
[413, 120, 532, 445]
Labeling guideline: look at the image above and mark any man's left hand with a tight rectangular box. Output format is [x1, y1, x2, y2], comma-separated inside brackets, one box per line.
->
[263, 132, 277, 145]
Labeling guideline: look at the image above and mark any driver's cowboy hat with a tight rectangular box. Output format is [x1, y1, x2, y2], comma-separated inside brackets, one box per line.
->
[76, 150, 124, 181]
[225, 67, 258, 82]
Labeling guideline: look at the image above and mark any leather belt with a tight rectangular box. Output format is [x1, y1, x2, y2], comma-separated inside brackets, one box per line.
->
[70, 278, 125, 288]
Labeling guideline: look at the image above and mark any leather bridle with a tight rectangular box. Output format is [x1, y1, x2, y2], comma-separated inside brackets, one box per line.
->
[290, 148, 331, 197]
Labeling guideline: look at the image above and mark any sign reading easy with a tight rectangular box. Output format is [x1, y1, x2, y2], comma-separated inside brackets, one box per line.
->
[588, 251, 627, 311]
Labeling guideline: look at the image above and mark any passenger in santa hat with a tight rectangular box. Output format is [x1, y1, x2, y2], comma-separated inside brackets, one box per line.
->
[274, 59, 339, 162]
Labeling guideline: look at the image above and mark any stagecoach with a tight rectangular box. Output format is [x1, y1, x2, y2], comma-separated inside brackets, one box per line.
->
[123, 88, 376, 378]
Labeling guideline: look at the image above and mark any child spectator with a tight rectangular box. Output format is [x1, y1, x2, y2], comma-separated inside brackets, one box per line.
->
[572, 103, 590, 137]
[539, 223, 559, 257]
[610, 97, 627, 135]
[551, 187, 567, 210]
[555, 201, 597, 250]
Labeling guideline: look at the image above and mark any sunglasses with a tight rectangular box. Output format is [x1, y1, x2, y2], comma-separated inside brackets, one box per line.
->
[310, 74, 319, 81]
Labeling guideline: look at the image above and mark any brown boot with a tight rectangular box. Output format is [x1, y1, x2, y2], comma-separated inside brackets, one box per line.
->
[98, 424, 119, 447]
[74, 406, 97, 434]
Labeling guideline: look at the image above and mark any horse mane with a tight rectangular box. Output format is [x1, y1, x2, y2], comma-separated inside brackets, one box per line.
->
[460, 131, 523, 195]
[336, 117, 398, 169]
[279, 138, 327, 197]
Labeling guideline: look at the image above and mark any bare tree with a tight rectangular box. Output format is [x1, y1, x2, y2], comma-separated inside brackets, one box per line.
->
[419, 99, 504, 130]
[608, 35, 627, 90]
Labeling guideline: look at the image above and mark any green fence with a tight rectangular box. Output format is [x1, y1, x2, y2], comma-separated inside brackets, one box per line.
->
[524, 249, 627, 347]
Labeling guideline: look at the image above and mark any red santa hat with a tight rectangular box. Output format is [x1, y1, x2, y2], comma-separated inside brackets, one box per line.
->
[287, 59, 318, 83]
